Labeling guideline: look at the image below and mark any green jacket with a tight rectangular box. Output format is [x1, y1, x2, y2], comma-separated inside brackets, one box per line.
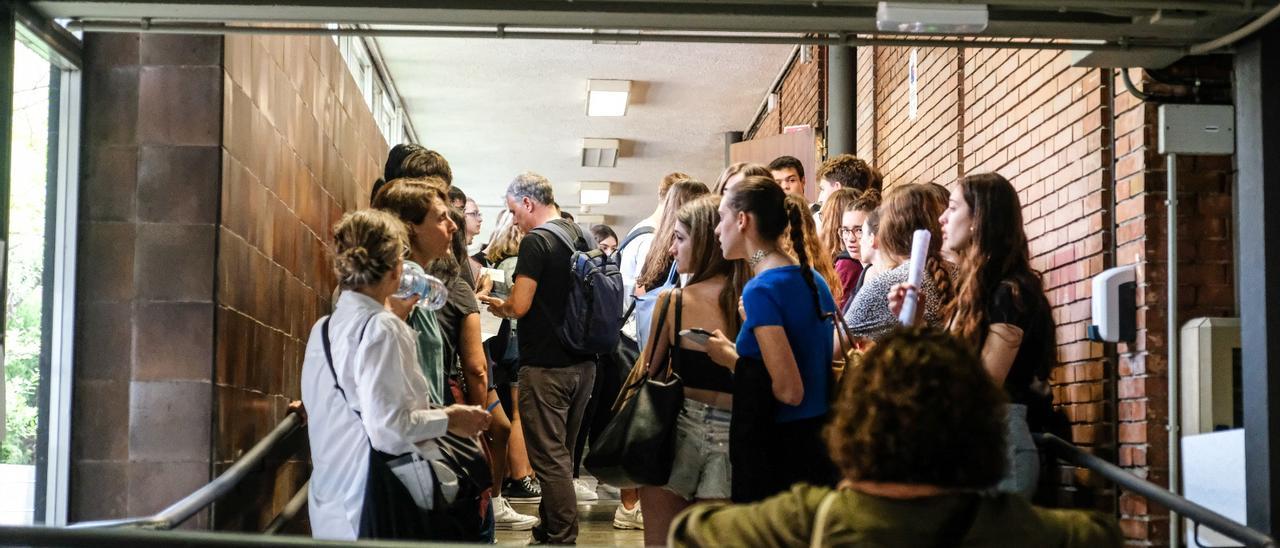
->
[669, 484, 1121, 548]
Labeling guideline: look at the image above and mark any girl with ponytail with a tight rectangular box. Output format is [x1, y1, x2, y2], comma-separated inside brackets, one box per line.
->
[703, 175, 839, 503]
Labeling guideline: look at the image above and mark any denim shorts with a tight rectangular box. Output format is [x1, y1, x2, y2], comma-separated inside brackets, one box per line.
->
[665, 398, 732, 500]
[996, 403, 1040, 499]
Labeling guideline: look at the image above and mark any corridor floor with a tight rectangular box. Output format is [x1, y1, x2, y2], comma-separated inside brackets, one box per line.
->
[497, 482, 644, 546]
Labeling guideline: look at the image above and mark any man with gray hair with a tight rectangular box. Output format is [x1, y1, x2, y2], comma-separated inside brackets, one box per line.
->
[483, 171, 596, 544]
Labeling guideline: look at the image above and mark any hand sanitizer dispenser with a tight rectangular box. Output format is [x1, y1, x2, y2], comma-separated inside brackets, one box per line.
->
[1089, 265, 1137, 343]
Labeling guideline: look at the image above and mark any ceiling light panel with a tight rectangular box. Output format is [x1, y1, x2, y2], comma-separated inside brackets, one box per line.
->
[578, 181, 613, 205]
[581, 138, 620, 168]
[587, 79, 632, 117]
[876, 2, 989, 34]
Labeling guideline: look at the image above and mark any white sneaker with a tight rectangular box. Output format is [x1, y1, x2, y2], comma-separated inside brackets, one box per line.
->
[492, 496, 538, 531]
[612, 501, 644, 530]
[574, 478, 599, 501]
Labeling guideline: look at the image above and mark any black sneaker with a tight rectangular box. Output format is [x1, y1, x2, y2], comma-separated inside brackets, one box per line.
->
[503, 475, 542, 503]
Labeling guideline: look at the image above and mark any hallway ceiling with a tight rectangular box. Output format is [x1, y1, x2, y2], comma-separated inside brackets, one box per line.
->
[374, 37, 790, 232]
[35, 1, 1280, 48]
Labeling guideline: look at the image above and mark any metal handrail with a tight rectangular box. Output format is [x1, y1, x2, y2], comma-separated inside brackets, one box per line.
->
[0, 525, 431, 547]
[264, 481, 310, 535]
[70, 411, 306, 530]
[1035, 433, 1276, 548]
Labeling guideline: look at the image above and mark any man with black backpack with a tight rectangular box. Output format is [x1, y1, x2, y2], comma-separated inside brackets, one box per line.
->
[482, 172, 624, 544]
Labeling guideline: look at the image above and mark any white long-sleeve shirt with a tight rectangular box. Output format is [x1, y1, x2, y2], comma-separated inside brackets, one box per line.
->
[302, 290, 449, 540]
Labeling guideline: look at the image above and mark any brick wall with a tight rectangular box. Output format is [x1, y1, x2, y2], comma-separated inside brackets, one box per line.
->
[214, 33, 388, 531]
[71, 33, 223, 527]
[1111, 60, 1237, 544]
[847, 45, 1237, 547]
[747, 45, 825, 139]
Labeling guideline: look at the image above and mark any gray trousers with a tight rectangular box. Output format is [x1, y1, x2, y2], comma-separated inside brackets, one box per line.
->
[518, 360, 596, 544]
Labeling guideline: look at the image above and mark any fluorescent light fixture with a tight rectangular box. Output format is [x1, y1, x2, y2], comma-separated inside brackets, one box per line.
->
[876, 2, 989, 34]
[578, 181, 613, 205]
[576, 213, 607, 225]
[582, 138, 621, 167]
[587, 79, 632, 117]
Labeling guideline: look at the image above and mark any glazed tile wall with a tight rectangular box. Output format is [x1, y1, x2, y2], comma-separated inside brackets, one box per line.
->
[213, 33, 388, 531]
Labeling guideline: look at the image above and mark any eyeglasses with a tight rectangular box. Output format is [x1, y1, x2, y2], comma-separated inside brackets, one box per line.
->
[838, 227, 863, 239]
[465, 211, 482, 219]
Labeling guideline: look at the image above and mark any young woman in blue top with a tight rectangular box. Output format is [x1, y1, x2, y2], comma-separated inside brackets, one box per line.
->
[705, 175, 840, 503]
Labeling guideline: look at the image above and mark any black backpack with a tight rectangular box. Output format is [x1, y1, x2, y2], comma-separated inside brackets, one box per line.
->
[534, 222, 626, 355]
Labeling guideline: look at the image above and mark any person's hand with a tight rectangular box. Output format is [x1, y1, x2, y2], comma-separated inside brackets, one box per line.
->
[480, 295, 506, 318]
[287, 400, 307, 424]
[475, 270, 493, 298]
[705, 329, 739, 371]
[886, 283, 917, 317]
[386, 294, 418, 321]
[444, 405, 491, 438]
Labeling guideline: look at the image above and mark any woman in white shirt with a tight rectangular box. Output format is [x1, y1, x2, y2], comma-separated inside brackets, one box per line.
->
[302, 208, 490, 541]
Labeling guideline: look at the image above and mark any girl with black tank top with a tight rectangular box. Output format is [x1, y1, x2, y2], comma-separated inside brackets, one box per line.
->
[635, 195, 749, 547]
[889, 173, 1057, 500]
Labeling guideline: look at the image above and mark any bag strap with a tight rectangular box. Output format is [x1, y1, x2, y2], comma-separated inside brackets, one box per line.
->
[669, 288, 683, 379]
[617, 226, 654, 254]
[535, 220, 594, 253]
[808, 491, 841, 548]
[321, 314, 379, 421]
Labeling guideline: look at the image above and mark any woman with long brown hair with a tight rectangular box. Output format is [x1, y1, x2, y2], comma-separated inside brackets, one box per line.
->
[636, 195, 749, 545]
[704, 175, 839, 503]
[842, 183, 955, 341]
[890, 173, 1056, 498]
[633, 180, 712, 351]
[817, 188, 861, 309]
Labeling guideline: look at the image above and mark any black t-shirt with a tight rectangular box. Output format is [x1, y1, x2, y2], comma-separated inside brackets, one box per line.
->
[514, 219, 593, 367]
[988, 282, 1055, 408]
[437, 274, 481, 378]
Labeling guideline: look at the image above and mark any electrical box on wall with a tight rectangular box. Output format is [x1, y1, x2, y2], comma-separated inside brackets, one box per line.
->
[1158, 104, 1235, 155]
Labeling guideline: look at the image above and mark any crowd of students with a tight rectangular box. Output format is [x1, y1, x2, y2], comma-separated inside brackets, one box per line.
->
[299, 143, 1121, 546]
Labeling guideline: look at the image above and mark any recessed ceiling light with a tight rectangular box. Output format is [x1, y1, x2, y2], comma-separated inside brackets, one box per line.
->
[587, 80, 632, 117]
[578, 181, 613, 205]
[582, 138, 621, 167]
[876, 2, 989, 34]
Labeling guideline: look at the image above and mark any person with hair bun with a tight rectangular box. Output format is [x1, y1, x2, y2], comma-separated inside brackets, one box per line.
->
[301, 209, 491, 541]
[703, 175, 839, 503]
[842, 183, 955, 342]
[669, 327, 1120, 547]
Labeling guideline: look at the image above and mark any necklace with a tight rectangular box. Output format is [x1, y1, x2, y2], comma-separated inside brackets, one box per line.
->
[748, 249, 772, 267]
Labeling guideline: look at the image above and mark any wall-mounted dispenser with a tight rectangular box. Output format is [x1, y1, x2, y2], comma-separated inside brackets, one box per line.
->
[1089, 264, 1137, 343]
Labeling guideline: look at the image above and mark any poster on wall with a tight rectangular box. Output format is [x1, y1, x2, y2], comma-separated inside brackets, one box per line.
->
[909, 48, 919, 120]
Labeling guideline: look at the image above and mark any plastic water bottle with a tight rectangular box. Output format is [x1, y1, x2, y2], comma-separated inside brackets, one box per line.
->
[394, 261, 448, 311]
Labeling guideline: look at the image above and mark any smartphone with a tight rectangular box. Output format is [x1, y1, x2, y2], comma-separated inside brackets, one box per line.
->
[483, 267, 506, 284]
[679, 328, 714, 348]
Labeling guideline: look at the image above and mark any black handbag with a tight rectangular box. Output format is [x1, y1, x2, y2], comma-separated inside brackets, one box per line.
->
[584, 289, 685, 488]
[321, 316, 492, 542]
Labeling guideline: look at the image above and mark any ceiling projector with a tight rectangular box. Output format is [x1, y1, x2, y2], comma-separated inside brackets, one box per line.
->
[876, 2, 990, 34]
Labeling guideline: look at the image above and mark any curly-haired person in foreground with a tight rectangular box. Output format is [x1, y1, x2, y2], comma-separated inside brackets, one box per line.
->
[669, 327, 1121, 548]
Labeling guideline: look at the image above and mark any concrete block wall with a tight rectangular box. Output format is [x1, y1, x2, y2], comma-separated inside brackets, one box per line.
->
[72, 31, 387, 532]
[72, 33, 223, 527]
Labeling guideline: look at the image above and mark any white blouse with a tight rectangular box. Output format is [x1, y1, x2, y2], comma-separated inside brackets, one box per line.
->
[301, 290, 449, 540]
